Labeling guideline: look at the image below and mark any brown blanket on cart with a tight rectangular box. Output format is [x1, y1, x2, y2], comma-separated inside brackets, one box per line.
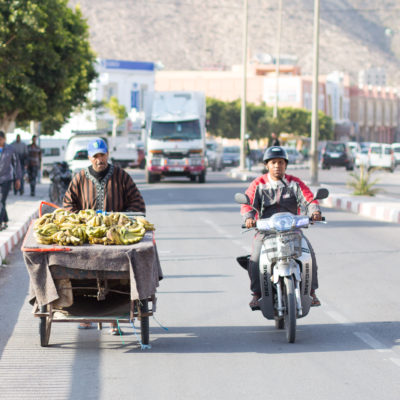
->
[22, 225, 163, 306]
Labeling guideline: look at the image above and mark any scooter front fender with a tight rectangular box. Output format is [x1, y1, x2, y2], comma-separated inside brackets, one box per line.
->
[273, 260, 300, 284]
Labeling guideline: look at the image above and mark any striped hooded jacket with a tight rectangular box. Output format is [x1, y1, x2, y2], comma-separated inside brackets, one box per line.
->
[241, 173, 320, 221]
[63, 164, 146, 214]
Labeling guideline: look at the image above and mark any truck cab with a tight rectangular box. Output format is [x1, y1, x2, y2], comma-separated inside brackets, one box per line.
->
[144, 91, 206, 183]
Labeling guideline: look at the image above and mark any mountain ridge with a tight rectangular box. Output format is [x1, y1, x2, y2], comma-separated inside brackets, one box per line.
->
[68, 0, 400, 85]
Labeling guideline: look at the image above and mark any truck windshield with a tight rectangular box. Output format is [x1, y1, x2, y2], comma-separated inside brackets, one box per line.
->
[151, 120, 201, 140]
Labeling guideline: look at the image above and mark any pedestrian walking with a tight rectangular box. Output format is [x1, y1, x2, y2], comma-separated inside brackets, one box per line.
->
[11, 134, 28, 195]
[0, 131, 22, 230]
[270, 132, 280, 146]
[26, 135, 42, 197]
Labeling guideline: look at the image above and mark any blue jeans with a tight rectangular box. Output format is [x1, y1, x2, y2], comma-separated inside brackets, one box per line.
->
[28, 165, 39, 195]
[0, 180, 12, 224]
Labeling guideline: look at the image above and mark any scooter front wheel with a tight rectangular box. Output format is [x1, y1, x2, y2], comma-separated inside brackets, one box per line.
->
[283, 276, 296, 343]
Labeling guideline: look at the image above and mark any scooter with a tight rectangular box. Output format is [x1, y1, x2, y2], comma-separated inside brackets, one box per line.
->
[49, 162, 72, 206]
[234, 188, 329, 343]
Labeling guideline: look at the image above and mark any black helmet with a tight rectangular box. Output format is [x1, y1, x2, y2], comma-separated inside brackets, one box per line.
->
[263, 146, 289, 164]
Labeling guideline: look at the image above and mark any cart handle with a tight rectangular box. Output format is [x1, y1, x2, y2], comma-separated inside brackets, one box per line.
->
[39, 201, 60, 217]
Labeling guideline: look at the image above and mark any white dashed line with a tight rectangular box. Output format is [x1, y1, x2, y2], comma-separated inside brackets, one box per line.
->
[353, 332, 392, 353]
[204, 219, 251, 253]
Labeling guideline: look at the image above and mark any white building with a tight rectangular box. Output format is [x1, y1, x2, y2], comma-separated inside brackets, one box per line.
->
[61, 59, 155, 136]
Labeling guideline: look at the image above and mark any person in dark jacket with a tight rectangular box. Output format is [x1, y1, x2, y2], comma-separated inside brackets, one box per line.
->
[0, 131, 22, 230]
[11, 134, 28, 195]
[63, 138, 146, 334]
[26, 135, 42, 196]
[241, 146, 322, 310]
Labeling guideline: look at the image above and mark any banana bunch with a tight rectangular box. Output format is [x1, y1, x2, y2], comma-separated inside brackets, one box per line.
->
[86, 225, 108, 239]
[34, 213, 55, 230]
[87, 214, 103, 227]
[34, 223, 59, 244]
[70, 226, 88, 243]
[135, 216, 155, 231]
[52, 230, 82, 246]
[77, 209, 96, 223]
[119, 225, 146, 245]
[33, 209, 155, 246]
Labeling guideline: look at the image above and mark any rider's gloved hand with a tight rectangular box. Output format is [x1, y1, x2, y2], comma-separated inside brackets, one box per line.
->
[311, 211, 322, 221]
[245, 218, 256, 228]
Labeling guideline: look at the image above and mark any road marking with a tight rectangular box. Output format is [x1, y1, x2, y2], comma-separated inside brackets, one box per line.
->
[204, 219, 251, 253]
[390, 358, 400, 367]
[325, 310, 354, 325]
[324, 307, 400, 368]
[353, 331, 391, 353]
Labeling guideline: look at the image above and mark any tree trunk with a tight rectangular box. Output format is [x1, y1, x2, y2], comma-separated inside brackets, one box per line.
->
[0, 110, 19, 132]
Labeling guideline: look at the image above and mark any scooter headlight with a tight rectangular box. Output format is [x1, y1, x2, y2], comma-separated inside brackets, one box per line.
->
[269, 213, 295, 231]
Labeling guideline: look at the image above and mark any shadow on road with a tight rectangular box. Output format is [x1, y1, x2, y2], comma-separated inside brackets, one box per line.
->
[117, 320, 400, 354]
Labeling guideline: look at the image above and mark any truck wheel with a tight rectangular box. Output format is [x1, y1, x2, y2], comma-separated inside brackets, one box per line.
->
[146, 170, 155, 184]
[198, 172, 206, 183]
[190, 175, 196, 182]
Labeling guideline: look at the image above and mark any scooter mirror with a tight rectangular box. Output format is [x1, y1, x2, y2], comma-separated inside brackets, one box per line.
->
[234, 193, 250, 205]
[314, 188, 329, 200]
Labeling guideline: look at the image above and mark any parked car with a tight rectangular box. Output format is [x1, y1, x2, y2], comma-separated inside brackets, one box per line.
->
[321, 141, 354, 170]
[347, 141, 361, 156]
[222, 146, 240, 168]
[367, 143, 395, 172]
[391, 143, 400, 166]
[282, 147, 304, 164]
[206, 141, 223, 171]
[355, 147, 369, 168]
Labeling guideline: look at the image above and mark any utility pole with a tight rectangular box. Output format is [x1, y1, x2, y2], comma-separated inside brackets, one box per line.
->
[240, 0, 248, 170]
[310, 0, 320, 185]
[273, 0, 283, 119]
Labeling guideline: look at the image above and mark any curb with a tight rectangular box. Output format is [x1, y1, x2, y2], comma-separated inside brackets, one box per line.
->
[0, 208, 39, 263]
[321, 194, 400, 224]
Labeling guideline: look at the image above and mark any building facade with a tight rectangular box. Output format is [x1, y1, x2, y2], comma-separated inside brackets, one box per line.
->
[61, 59, 155, 135]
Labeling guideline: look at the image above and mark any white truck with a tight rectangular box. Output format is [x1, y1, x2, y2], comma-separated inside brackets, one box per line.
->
[143, 91, 207, 183]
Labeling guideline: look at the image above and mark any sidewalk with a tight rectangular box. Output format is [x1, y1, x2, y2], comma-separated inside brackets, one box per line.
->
[229, 164, 400, 225]
[0, 180, 50, 263]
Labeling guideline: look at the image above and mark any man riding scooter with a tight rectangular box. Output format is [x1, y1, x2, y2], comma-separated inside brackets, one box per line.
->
[241, 146, 323, 310]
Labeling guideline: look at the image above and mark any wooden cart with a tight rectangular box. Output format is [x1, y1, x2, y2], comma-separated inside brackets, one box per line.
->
[22, 204, 162, 348]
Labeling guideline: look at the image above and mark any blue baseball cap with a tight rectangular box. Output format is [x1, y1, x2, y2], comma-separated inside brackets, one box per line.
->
[87, 138, 108, 157]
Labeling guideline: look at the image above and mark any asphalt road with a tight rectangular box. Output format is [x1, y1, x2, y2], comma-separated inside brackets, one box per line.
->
[1, 169, 400, 400]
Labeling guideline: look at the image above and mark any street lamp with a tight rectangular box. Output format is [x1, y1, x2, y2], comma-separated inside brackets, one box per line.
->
[310, 0, 320, 186]
[273, 0, 283, 119]
[240, 0, 248, 170]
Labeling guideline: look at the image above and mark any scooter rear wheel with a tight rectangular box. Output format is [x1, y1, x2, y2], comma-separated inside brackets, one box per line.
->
[283, 276, 296, 343]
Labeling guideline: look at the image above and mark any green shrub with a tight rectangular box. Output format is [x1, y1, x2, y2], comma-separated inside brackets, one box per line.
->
[347, 165, 380, 196]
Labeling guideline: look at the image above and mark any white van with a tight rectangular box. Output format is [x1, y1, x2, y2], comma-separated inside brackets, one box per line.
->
[391, 143, 400, 166]
[367, 143, 395, 172]
[39, 137, 68, 177]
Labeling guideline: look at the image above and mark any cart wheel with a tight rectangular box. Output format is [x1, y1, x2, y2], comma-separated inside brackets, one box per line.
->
[39, 305, 52, 347]
[140, 300, 150, 345]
